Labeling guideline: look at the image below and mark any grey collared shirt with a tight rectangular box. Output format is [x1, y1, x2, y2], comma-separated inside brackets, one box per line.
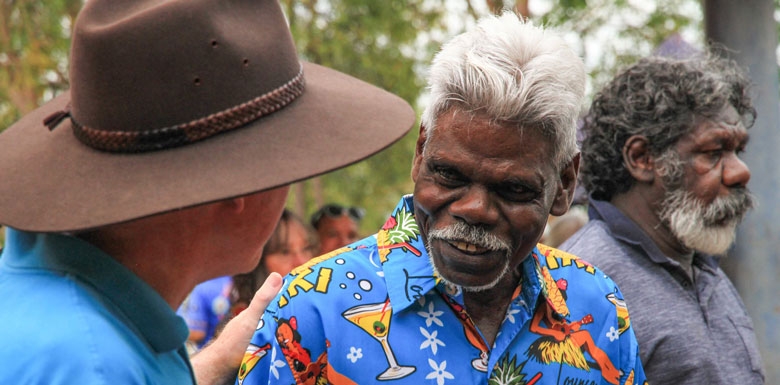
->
[561, 199, 765, 385]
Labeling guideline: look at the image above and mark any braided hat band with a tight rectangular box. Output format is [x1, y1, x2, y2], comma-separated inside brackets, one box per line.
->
[48, 65, 305, 153]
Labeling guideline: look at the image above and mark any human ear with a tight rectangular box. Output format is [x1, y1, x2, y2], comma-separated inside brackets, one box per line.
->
[225, 197, 246, 214]
[411, 123, 427, 182]
[622, 135, 655, 183]
[550, 153, 580, 216]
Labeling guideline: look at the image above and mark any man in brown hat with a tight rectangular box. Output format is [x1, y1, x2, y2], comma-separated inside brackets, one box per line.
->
[0, 0, 414, 384]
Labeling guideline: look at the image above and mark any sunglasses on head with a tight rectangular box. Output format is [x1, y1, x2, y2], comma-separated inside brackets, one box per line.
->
[311, 204, 365, 227]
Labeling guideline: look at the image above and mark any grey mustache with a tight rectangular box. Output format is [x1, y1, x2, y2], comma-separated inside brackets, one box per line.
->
[427, 222, 511, 252]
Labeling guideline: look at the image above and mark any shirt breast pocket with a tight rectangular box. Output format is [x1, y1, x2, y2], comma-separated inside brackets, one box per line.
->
[728, 314, 765, 375]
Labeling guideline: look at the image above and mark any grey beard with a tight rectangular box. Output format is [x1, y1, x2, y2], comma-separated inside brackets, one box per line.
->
[426, 221, 513, 292]
[659, 187, 754, 256]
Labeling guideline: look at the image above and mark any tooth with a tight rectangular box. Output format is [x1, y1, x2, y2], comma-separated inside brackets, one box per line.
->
[467, 244, 476, 252]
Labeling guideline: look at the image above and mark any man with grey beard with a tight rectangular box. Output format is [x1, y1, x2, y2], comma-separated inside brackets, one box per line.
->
[561, 54, 765, 384]
[238, 12, 647, 385]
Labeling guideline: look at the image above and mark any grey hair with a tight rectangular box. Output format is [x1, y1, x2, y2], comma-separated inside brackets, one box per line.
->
[580, 53, 755, 201]
[420, 12, 586, 168]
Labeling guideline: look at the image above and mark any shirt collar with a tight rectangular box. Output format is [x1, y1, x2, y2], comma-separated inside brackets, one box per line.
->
[379, 195, 564, 320]
[531, 245, 571, 321]
[381, 195, 436, 312]
[587, 198, 719, 268]
[2, 228, 188, 353]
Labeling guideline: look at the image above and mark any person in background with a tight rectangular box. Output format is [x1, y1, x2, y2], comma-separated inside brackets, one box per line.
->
[0, 0, 415, 383]
[561, 54, 765, 384]
[310, 203, 365, 254]
[178, 276, 233, 353]
[230, 209, 317, 316]
[238, 12, 645, 385]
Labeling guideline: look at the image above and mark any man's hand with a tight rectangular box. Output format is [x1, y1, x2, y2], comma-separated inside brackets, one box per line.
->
[191, 273, 283, 385]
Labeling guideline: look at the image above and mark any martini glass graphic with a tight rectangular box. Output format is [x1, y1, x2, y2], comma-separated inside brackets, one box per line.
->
[342, 298, 416, 380]
[237, 343, 271, 385]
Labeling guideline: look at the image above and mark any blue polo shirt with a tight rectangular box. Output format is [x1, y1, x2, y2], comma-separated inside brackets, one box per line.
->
[0, 228, 194, 384]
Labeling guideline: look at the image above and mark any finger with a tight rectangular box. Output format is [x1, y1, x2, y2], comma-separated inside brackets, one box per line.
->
[191, 274, 284, 385]
[244, 272, 283, 315]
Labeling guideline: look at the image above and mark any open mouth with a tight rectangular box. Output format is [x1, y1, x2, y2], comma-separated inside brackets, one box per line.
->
[449, 241, 489, 254]
[439, 239, 508, 268]
[432, 239, 511, 288]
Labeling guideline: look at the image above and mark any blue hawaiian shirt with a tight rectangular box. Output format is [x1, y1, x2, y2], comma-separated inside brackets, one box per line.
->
[238, 195, 647, 385]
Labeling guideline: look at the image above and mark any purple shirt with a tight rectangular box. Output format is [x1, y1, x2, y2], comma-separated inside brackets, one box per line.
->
[561, 199, 765, 384]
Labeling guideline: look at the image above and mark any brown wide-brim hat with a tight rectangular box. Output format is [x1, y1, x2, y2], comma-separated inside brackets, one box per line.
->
[0, 0, 415, 233]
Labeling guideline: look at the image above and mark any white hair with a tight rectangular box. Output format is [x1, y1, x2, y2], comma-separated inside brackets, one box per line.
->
[657, 150, 754, 256]
[420, 12, 585, 168]
[661, 191, 741, 256]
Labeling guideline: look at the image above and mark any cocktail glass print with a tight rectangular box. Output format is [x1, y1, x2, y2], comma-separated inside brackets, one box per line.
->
[472, 350, 488, 371]
[443, 289, 489, 373]
[342, 298, 416, 380]
[238, 343, 271, 385]
[463, 316, 489, 371]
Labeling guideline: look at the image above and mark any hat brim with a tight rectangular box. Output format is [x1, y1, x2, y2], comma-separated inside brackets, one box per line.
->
[0, 62, 415, 232]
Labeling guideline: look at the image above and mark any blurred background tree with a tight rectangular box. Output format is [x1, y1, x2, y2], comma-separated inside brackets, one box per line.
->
[0, 0, 711, 234]
[0, 1, 80, 128]
[279, 0, 447, 231]
[1, 0, 711, 235]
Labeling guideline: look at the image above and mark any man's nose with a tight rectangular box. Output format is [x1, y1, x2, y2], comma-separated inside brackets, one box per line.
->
[723, 152, 750, 188]
[450, 185, 499, 226]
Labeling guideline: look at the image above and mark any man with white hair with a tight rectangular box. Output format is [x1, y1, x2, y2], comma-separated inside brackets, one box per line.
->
[561, 54, 765, 384]
[238, 13, 646, 385]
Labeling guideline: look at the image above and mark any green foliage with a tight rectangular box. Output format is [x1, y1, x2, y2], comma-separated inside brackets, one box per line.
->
[281, 0, 447, 232]
[536, 0, 703, 96]
[305, 129, 419, 233]
[0, 0, 80, 130]
[286, 0, 432, 102]
[560, 0, 587, 10]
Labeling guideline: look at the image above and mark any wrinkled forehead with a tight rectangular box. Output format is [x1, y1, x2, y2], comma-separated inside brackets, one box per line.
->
[691, 103, 747, 134]
[427, 107, 550, 145]
[696, 104, 746, 129]
[711, 120, 748, 136]
[688, 105, 749, 146]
